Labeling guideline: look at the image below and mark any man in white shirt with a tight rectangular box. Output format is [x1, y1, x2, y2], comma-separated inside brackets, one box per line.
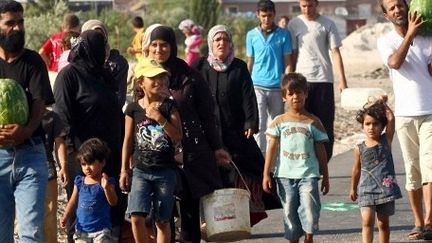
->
[287, 0, 348, 162]
[377, 0, 432, 240]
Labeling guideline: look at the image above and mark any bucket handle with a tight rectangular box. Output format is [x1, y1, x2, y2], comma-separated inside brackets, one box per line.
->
[229, 160, 251, 195]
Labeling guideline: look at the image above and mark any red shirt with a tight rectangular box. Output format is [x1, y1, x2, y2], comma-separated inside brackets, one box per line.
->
[41, 31, 64, 72]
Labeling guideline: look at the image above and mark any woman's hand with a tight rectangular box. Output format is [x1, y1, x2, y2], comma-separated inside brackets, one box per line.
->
[244, 128, 256, 139]
[214, 148, 231, 166]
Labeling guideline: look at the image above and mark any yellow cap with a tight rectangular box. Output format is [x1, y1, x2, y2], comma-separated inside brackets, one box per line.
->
[134, 59, 169, 78]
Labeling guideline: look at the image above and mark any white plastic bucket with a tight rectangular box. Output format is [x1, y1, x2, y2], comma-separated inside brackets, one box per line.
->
[341, 88, 387, 110]
[201, 188, 251, 242]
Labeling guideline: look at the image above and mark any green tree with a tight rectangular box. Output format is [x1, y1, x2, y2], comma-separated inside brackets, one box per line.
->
[190, 0, 219, 32]
[189, 0, 220, 56]
[77, 9, 134, 57]
[219, 14, 257, 60]
[25, 0, 68, 17]
[24, 0, 71, 51]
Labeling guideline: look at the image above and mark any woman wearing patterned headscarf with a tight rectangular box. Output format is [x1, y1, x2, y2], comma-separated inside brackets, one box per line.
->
[53, 30, 124, 242]
[127, 24, 231, 242]
[192, 24, 269, 226]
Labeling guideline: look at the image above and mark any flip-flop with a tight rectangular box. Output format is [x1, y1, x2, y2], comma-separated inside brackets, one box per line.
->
[408, 226, 423, 240]
[423, 224, 432, 240]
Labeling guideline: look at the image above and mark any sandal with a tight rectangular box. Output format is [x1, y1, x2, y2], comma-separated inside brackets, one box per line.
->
[423, 224, 432, 240]
[408, 226, 423, 240]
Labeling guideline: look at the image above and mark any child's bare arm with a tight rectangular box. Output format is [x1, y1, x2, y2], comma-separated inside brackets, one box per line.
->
[147, 103, 182, 142]
[55, 136, 68, 187]
[120, 115, 134, 193]
[384, 103, 395, 146]
[162, 110, 182, 142]
[60, 185, 78, 228]
[315, 142, 329, 195]
[102, 173, 118, 206]
[350, 147, 361, 201]
[263, 136, 279, 193]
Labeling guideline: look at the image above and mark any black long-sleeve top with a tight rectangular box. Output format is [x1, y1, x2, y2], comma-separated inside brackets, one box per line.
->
[53, 63, 122, 176]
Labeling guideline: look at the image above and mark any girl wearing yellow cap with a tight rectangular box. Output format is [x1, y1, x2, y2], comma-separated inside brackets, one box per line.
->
[120, 59, 182, 243]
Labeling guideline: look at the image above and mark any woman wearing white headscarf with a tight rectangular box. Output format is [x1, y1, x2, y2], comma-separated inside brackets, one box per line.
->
[192, 25, 272, 226]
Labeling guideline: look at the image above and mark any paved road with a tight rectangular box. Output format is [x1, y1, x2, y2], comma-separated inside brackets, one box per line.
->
[217, 138, 431, 243]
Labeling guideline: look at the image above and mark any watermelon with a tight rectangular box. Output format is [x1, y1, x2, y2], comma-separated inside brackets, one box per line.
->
[0, 79, 29, 125]
[410, 0, 432, 36]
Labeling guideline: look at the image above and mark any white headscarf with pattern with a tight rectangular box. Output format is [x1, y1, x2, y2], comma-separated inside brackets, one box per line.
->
[207, 25, 235, 72]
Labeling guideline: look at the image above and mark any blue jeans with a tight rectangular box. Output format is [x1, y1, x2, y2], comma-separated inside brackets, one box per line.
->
[0, 137, 48, 243]
[127, 167, 176, 223]
[276, 177, 321, 240]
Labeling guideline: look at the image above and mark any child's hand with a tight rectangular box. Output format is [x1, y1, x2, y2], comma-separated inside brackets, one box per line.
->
[321, 176, 329, 195]
[146, 102, 164, 125]
[101, 173, 110, 190]
[60, 216, 67, 228]
[119, 170, 131, 193]
[262, 174, 273, 193]
[58, 168, 69, 188]
[350, 189, 358, 201]
[127, 47, 134, 55]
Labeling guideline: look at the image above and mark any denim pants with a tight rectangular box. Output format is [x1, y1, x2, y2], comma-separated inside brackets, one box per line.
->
[276, 177, 321, 240]
[0, 138, 48, 243]
[127, 167, 176, 223]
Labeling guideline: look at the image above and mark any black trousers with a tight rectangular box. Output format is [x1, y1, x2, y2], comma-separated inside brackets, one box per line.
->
[305, 82, 335, 161]
[177, 171, 201, 243]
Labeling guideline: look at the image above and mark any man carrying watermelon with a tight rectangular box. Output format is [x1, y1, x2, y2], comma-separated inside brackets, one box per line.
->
[0, 1, 54, 242]
[377, 0, 432, 240]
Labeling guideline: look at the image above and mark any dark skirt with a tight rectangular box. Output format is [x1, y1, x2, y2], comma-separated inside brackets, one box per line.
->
[180, 150, 223, 199]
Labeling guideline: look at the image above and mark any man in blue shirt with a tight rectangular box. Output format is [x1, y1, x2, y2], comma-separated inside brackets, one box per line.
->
[246, 0, 293, 155]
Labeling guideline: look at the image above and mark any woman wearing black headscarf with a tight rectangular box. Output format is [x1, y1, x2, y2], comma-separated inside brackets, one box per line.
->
[53, 30, 125, 242]
[141, 24, 231, 243]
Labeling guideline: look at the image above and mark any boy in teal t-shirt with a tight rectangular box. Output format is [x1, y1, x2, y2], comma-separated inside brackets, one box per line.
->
[263, 73, 329, 242]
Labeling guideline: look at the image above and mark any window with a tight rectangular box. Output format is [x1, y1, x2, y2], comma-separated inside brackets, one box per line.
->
[292, 6, 300, 14]
[226, 5, 238, 14]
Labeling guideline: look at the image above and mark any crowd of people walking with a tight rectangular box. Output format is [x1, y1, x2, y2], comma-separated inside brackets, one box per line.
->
[0, 0, 431, 243]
